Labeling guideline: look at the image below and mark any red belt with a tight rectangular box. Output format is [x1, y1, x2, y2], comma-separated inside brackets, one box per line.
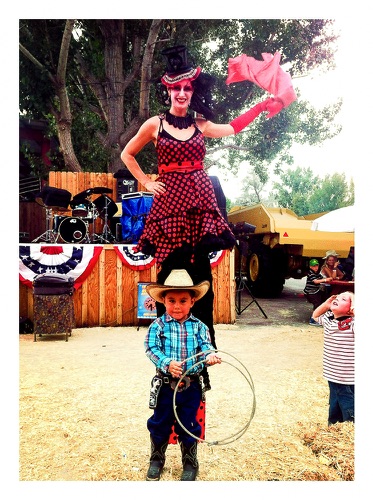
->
[158, 161, 204, 173]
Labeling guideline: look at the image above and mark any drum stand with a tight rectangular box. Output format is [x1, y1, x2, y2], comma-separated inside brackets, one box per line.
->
[235, 243, 267, 318]
[90, 206, 101, 243]
[32, 206, 58, 243]
[93, 197, 116, 243]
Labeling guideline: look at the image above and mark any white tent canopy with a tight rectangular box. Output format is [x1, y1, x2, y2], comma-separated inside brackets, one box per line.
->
[311, 206, 355, 233]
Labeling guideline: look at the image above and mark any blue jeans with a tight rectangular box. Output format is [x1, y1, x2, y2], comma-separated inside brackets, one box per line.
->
[147, 381, 202, 447]
[328, 381, 354, 425]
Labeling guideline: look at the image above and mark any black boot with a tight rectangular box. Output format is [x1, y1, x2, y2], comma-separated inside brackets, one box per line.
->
[146, 437, 168, 481]
[180, 441, 199, 481]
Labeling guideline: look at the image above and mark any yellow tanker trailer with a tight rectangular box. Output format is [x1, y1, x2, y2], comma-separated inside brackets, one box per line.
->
[228, 203, 354, 297]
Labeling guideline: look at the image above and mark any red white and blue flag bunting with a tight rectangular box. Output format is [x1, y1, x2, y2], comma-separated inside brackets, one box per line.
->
[19, 245, 227, 287]
[114, 245, 155, 270]
[19, 245, 103, 289]
[208, 249, 226, 268]
[113, 245, 226, 270]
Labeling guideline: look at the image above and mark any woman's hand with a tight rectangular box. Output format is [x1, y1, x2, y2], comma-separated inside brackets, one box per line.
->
[144, 180, 166, 195]
[265, 97, 284, 118]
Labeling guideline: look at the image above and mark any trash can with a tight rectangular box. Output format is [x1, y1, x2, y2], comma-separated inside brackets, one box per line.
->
[33, 273, 75, 342]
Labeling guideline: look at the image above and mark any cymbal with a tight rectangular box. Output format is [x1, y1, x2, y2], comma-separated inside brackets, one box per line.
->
[92, 187, 113, 194]
[73, 187, 113, 200]
[70, 198, 89, 208]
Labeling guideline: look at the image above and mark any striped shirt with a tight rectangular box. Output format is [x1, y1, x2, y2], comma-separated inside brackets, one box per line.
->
[304, 270, 324, 295]
[144, 312, 215, 375]
[316, 311, 354, 384]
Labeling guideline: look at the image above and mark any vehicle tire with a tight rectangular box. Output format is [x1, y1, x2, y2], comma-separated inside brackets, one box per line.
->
[246, 243, 285, 298]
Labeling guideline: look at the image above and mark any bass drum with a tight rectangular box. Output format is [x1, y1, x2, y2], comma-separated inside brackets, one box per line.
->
[58, 217, 87, 243]
[53, 215, 68, 233]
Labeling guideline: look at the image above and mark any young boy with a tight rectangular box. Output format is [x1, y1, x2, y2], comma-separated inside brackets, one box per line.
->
[144, 269, 221, 481]
[312, 292, 355, 425]
[304, 258, 333, 326]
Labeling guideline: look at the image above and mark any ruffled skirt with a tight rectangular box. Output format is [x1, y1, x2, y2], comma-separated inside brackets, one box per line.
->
[134, 170, 235, 264]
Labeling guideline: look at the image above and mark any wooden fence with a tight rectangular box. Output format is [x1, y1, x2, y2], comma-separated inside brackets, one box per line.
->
[19, 171, 236, 326]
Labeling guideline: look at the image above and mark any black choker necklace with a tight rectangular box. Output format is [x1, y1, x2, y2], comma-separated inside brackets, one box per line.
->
[165, 111, 194, 130]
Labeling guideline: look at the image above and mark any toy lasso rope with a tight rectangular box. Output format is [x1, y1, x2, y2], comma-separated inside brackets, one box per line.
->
[172, 350, 256, 446]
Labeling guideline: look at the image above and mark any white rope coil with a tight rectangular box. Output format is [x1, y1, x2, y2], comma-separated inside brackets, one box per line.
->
[172, 350, 256, 446]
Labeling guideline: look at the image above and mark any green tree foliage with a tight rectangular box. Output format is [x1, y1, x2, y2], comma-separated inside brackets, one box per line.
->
[235, 170, 267, 205]
[308, 174, 354, 213]
[271, 167, 354, 215]
[19, 19, 340, 176]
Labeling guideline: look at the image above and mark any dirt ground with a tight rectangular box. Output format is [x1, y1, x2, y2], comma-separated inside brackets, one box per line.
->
[16, 278, 359, 496]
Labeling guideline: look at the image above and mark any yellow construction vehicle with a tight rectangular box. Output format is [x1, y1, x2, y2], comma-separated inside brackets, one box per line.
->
[228, 203, 354, 297]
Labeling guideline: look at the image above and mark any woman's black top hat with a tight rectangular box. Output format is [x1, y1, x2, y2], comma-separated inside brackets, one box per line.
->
[159, 44, 215, 120]
[161, 45, 201, 85]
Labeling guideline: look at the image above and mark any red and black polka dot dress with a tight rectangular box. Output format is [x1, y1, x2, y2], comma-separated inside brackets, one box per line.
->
[134, 117, 236, 264]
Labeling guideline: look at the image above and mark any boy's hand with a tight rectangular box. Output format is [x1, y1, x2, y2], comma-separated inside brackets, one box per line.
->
[206, 353, 222, 365]
[169, 360, 183, 378]
[327, 294, 338, 305]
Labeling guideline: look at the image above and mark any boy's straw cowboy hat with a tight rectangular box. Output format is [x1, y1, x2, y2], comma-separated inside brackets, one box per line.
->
[146, 269, 210, 303]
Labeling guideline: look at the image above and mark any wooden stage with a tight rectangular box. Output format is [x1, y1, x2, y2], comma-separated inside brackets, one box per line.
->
[19, 245, 236, 328]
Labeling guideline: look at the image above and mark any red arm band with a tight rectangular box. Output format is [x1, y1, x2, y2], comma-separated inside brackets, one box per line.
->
[229, 99, 269, 134]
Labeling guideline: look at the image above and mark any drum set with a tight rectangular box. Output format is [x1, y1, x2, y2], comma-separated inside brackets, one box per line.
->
[32, 186, 118, 244]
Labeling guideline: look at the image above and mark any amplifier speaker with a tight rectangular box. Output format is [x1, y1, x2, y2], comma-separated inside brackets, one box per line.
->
[114, 169, 138, 202]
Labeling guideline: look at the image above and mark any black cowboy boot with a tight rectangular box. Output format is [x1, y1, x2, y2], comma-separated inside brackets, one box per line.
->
[180, 441, 199, 481]
[146, 437, 168, 481]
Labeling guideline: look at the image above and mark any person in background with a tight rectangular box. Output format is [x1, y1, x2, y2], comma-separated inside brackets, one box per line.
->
[312, 292, 354, 426]
[144, 269, 222, 481]
[304, 258, 333, 326]
[321, 250, 345, 281]
[341, 246, 355, 281]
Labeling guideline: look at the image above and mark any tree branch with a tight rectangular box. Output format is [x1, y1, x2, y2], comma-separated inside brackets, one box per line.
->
[57, 20, 75, 86]
[206, 144, 251, 154]
[19, 43, 56, 84]
[139, 19, 164, 119]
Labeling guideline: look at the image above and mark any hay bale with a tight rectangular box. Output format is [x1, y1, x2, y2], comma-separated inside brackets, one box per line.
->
[302, 421, 354, 480]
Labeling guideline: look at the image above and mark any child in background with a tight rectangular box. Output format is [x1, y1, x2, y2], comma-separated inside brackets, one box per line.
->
[144, 269, 221, 481]
[304, 258, 332, 326]
[312, 292, 355, 425]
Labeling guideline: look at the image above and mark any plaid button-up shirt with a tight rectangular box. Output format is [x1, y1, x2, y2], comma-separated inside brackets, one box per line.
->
[145, 312, 214, 375]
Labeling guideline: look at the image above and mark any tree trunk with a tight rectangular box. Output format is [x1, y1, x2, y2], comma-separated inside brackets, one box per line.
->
[55, 114, 81, 173]
[101, 20, 163, 173]
[96, 20, 126, 174]
[54, 20, 82, 172]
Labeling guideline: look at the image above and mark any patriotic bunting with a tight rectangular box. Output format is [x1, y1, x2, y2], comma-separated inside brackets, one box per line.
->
[208, 249, 226, 268]
[19, 245, 227, 288]
[113, 245, 156, 270]
[19, 244, 103, 289]
[113, 245, 226, 270]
